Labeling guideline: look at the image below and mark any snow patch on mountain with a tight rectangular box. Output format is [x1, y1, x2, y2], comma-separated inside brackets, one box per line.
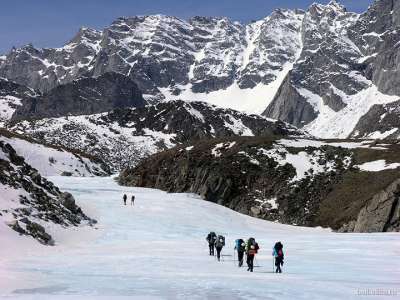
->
[161, 60, 297, 114]
[356, 160, 400, 172]
[0, 95, 22, 125]
[259, 145, 344, 182]
[1, 136, 106, 177]
[366, 128, 399, 139]
[302, 84, 399, 138]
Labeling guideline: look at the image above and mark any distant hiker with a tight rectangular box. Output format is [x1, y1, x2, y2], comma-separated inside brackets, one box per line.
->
[234, 238, 246, 267]
[246, 237, 259, 272]
[123, 194, 127, 205]
[214, 235, 225, 261]
[272, 241, 284, 273]
[206, 232, 217, 256]
[131, 195, 135, 206]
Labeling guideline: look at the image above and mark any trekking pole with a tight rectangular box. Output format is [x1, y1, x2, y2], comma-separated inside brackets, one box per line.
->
[272, 256, 275, 273]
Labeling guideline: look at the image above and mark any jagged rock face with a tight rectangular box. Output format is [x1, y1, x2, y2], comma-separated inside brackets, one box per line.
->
[0, 11, 304, 109]
[261, 0, 400, 138]
[353, 178, 400, 232]
[350, 100, 400, 139]
[263, 74, 317, 127]
[119, 136, 400, 232]
[0, 139, 94, 244]
[263, 2, 372, 136]
[102, 100, 299, 142]
[11, 72, 145, 120]
[237, 10, 304, 89]
[2, 1, 400, 138]
[0, 28, 102, 92]
[0, 78, 38, 124]
[8, 100, 302, 170]
[353, 0, 400, 96]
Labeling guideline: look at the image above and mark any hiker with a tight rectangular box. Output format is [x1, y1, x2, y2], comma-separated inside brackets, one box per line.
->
[206, 232, 217, 256]
[234, 238, 246, 267]
[272, 241, 284, 273]
[123, 194, 127, 205]
[214, 235, 225, 261]
[131, 195, 135, 206]
[246, 237, 259, 272]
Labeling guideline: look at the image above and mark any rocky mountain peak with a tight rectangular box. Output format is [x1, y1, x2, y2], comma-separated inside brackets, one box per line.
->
[1, 1, 400, 139]
[68, 27, 102, 47]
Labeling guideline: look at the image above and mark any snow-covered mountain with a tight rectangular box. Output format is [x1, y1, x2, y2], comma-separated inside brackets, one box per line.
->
[9, 100, 301, 170]
[264, 0, 400, 138]
[1, 0, 400, 138]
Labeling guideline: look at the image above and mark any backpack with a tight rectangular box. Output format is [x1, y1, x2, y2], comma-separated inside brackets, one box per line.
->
[236, 239, 245, 252]
[207, 232, 217, 244]
[247, 238, 259, 253]
[216, 235, 225, 247]
[274, 242, 284, 258]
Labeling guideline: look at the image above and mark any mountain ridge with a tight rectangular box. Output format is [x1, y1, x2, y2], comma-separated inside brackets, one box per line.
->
[1, 0, 400, 139]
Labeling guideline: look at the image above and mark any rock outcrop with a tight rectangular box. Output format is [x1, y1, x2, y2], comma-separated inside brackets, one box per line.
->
[353, 179, 400, 232]
[0, 139, 94, 244]
[349, 100, 400, 139]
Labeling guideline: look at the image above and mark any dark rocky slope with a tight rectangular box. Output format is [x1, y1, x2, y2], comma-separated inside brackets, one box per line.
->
[11, 72, 145, 121]
[349, 100, 400, 139]
[119, 136, 400, 232]
[0, 140, 95, 245]
[9, 100, 302, 170]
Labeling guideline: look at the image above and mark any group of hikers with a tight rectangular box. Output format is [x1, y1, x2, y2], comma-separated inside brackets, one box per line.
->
[122, 194, 135, 206]
[206, 232, 284, 273]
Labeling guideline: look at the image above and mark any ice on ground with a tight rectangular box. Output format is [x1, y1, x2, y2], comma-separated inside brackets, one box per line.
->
[1, 176, 399, 300]
[355, 160, 400, 172]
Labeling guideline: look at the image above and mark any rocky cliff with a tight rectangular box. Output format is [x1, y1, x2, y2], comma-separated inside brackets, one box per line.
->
[119, 136, 400, 232]
[11, 72, 145, 121]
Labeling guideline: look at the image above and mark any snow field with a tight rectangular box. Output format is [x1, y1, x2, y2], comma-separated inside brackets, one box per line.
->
[0, 176, 399, 299]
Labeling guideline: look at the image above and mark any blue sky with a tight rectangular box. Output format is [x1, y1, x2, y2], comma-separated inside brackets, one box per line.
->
[0, 0, 373, 54]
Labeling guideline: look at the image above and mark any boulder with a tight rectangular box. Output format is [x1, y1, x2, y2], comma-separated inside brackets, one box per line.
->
[60, 192, 79, 213]
[26, 221, 54, 245]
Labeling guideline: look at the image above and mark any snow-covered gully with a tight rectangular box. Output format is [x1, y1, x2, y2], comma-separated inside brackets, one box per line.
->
[1, 177, 399, 299]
